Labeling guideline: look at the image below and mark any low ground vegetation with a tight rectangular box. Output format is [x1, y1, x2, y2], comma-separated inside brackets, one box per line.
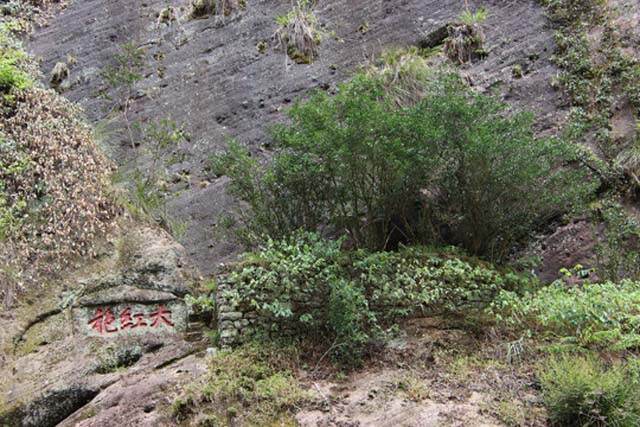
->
[219, 232, 527, 368]
[171, 343, 308, 425]
[540, 356, 640, 426]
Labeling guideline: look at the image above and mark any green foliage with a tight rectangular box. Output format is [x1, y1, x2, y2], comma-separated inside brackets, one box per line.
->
[0, 24, 32, 101]
[623, 64, 640, 111]
[539, 355, 640, 426]
[593, 200, 640, 281]
[174, 343, 309, 425]
[491, 280, 640, 350]
[101, 42, 144, 92]
[0, 58, 30, 94]
[459, 8, 488, 26]
[356, 247, 528, 322]
[220, 232, 528, 367]
[0, 138, 30, 240]
[218, 71, 594, 261]
[328, 280, 374, 368]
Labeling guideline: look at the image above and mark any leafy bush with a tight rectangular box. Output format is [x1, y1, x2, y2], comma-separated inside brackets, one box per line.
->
[0, 58, 30, 94]
[356, 247, 528, 322]
[0, 25, 32, 101]
[219, 232, 527, 366]
[491, 280, 640, 350]
[593, 200, 640, 281]
[539, 355, 640, 426]
[217, 71, 594, 261]
[328, 279, 374, 368]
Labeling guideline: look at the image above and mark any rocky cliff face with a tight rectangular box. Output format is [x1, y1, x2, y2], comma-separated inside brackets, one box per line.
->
[28, 0, 564, 275]
[2, 0, 638, 425]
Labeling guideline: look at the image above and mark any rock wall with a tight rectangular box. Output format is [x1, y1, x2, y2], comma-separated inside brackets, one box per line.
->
[0, 225, 202, 426]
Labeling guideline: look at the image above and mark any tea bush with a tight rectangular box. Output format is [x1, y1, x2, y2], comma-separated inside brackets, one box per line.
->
[217, 71, 594, 261]
[490, 280, 640, 350]
[539, 355, 640, 426]
[219, 232, 528, 367]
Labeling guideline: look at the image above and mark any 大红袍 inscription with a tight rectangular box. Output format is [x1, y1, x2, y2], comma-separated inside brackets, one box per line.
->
[77, 301, 187, 336]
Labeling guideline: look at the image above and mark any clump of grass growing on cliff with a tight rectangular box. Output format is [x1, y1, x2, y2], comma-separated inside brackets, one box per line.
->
[444, 7, 488, 64]
[364, 47, 439, 107]
[274, 0, 322, 64]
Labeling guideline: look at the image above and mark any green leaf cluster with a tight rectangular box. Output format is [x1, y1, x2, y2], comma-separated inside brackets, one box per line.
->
[490, 280, 640, 351]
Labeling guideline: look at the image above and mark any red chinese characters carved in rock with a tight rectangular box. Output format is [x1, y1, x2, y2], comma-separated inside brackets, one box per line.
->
[88, 305, 174, 335]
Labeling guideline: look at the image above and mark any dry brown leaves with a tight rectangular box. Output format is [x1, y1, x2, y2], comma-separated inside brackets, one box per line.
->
[1, 88, 120, 305]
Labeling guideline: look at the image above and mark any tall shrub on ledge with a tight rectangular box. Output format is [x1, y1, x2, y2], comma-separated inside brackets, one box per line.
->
[217, 70, 595, 261]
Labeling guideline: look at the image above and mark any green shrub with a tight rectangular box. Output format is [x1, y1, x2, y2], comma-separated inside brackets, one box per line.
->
[539, 355, 640, 426]
[0, 59, 30, 94]
[217, 71, 594, 261]
[328, 279, 375, 368]
[356, 247, 528, 322]
[541, 0, 606, 25]
[490, 280, 640, 350]
[0, 138, 29, 240]
[593, 200, 640, 281]
[0, 29, 32, 99]
[219, 232, 528, 366]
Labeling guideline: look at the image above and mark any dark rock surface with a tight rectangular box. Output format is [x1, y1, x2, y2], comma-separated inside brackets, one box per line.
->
[28, 0, 565, 275]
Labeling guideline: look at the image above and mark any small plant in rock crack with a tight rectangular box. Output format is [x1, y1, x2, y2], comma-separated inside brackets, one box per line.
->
[116, 118, 189, 237]
[274, 0, 323, 64]
[100, 41, 145, 148]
